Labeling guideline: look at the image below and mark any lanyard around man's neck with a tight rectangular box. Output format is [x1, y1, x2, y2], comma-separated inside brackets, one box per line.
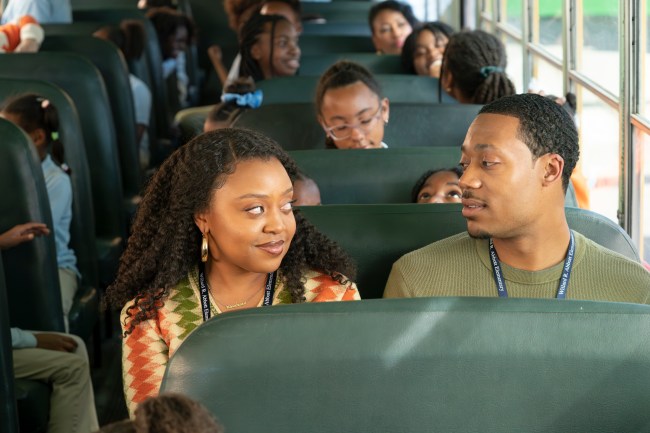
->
[488, 230, 575, 299]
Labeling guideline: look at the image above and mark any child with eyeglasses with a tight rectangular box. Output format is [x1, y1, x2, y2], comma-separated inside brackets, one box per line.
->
[316, 61, 390, 150]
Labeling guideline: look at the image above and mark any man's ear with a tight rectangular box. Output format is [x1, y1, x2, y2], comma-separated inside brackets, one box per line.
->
[541, 153, 565, 187]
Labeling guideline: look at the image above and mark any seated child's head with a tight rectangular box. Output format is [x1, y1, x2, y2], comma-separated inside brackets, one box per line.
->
[316, 60, 389, 150]
[411, 167, 463, 204]
[239, 12, 301, 82]
[146, 7, 194, 60]
[0, 93, 64, 165]
[260, 0, 302, 34]
[293, 172, 321, 206]
[204, 77, 260, 132]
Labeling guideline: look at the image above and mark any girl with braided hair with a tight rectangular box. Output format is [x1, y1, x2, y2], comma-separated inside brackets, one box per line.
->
[106, 128, 359, 415]
[440, 30, 516, 104]
[1, 94, 79, 332]
[238, 12, 300, 82]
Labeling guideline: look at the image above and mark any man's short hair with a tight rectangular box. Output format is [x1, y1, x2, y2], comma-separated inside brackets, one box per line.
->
[479, 93, 579, 192]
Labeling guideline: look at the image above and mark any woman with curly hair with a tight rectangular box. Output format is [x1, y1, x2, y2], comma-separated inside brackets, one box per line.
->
[106, 128, 359, 415]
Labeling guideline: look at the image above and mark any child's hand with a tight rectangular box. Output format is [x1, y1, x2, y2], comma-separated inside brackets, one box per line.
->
[208, 45, 222, 62]
[14, 37, 40, 53]
[0, 222, 49, 250]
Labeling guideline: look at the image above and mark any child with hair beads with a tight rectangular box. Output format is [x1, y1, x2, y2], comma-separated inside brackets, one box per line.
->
[1, 94, 79, 332]
[203, 77, 262, 131]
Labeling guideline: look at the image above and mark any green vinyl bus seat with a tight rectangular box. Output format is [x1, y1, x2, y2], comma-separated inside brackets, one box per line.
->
[0, 53, 126, 285]
[301, 1, 373, 22]
[161, 297, 650, 433]
[0, 118, 69, 432]
[299, 34, 375, 54]
[300, 53, 403, 75]
[71, 8, 174, 145]
[289, 147, 576, 206]
[299, 204, 639, 299]
[302, 22, 371, 36]
[229, 103, 479, 150]
[0, 256, 19, 433]
[40, 35, 143, 208]
[255, 75, 454, 105]
[290, 147, 460, 204]
[41, 21, 168, 165]
[0, 118, 67, 331]
[0, 79, 100, 341]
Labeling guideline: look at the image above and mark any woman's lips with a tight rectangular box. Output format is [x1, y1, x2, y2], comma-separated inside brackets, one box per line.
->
[257, 240, 285, 255]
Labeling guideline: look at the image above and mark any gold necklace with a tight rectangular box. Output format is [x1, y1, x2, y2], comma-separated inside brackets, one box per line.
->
[213, 280, 265, 310]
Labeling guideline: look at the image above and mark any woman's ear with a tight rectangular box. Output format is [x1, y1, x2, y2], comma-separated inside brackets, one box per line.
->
[194, 212, 209, 235]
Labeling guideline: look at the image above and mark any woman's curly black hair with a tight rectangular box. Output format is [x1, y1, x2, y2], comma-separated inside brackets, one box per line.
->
[106, 128, 356, 335]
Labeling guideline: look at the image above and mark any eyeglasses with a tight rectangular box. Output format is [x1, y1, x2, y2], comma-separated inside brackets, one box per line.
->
[323, 104, 384, 140]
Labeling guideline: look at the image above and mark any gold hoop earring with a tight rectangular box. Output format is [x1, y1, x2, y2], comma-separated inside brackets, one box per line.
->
[201, 233, 209, 263]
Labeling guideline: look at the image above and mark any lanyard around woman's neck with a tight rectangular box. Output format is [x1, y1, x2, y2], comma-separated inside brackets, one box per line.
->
[197, 262, 277, 322]
[488, 230, 575, 299]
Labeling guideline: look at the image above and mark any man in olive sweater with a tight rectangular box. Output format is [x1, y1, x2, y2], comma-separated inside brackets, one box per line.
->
[384, 93, 650, 301]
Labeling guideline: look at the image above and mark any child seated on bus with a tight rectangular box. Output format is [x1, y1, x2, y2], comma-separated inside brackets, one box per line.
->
[212, 0, 303, 87]
[203, 77, 261, 132]
[368, 0, 418, 55]
[1, 94, 79, 332]
[93, 20, 153, 170]
[440, 30, 516, 104]
[316, 61, 390, 149]
[294, 171, 321, 206]
[146, 6, 195, 110]
[238, 12, 301, 82]
[412, 167, 463, 204]
[401, 21, 455, 78]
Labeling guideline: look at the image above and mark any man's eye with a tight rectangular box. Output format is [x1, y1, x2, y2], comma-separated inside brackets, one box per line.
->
[482, 161, 497, 167]
[459, 162, 469, 169]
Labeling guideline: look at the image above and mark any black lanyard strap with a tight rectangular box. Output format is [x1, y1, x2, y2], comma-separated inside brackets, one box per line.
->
[198, 262, 276, 322]
[489, 230, 575, 299]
